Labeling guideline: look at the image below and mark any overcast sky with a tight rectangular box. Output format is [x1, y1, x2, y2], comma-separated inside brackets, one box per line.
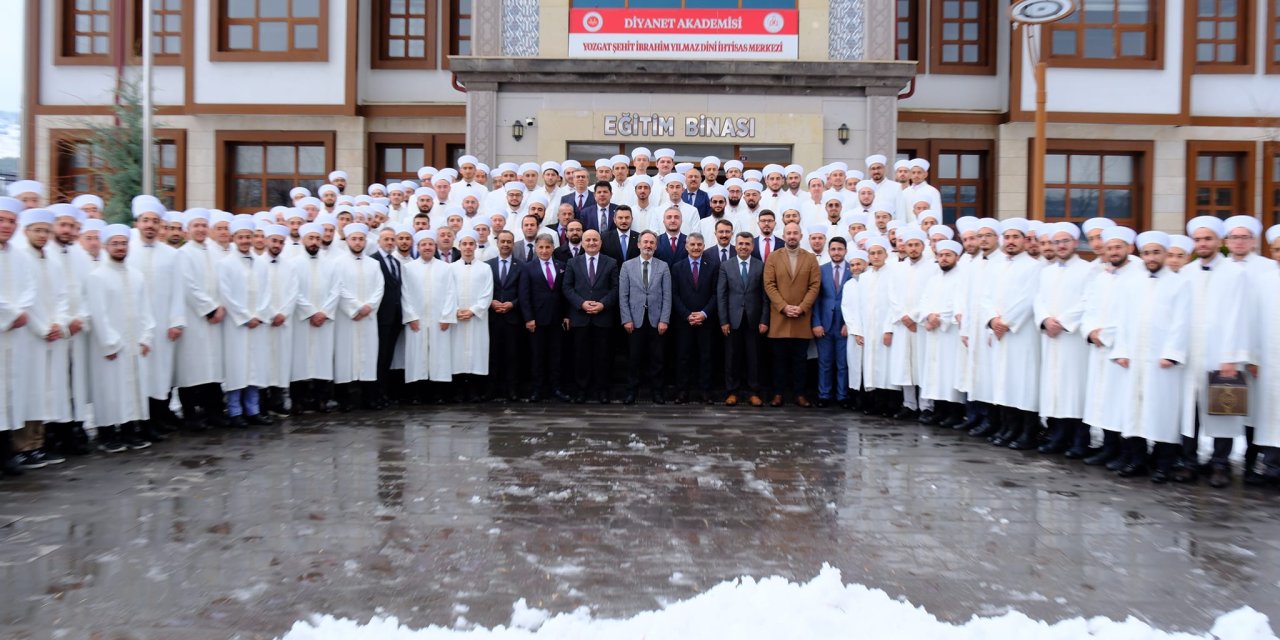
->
[1, 2, 24, 113]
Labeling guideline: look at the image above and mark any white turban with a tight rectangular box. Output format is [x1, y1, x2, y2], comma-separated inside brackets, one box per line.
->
[1000, 218, 1029, 236]
[908, 158, 931, 171]
[654, 148, 675, 160]
[855, 180, 877, 192]
[131, 195, 165, 219]
[229, 216, 256, 235]
[540, 161, 562, 175]
[49, 203, 84, 222]
[976, 218, 1000, 233]
[1136, 230, 1170, 249]
[289, 186, 311, 199]
[784, 164, 803, 176]
[1170, 234, 1195, 253]
[414, 229, 437, 245]
[762, 164, 784, 177]
[265, 224, 289, 239]
[917, 210, 940, 224]
[866, 236, 891, 252]
[417, 166, 437, 180]
[897, 226, 927, 244]
[955, 216, 979, 234]
[701, 156, 720, 168]
[1052, 221, 1081, 240]
[675, 162, 695, 174]
[327, 170, 348, 182]
[20, 208, 54, 226]
[865, 154, 887, 167]
[300, 223, 324, 238]
[930, 226, 954, 240]
[413, 187, 437, 201]
[935, 240, 962, 256]
[723, 160, 744, 171]
[893, 160, 910, 170]
[662, 174, 685, 186]
[6, 180, 43, 198]
[318, 184, 339, 196]
[83, 219, 107, 234]
[345, 223, 369, 237]
[518, 162, 541, 174]
[102, 224, 131, 242]
[72, 194, 105, 211]
[806, 224, 828, 237]
[1223, 214, 1262, 237]
[1101, 226, 1136, 245]
[611, 155, 630, 166]
[847, 249, 869, 263]
[631, 147, 652, 160]
[1186, 215, 1225, 237]
[828, 162, 848, 172]
[743, 181, 764, 194]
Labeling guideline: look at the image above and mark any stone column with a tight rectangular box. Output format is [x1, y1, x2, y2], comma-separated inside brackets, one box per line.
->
[863, 0, 896, 61]
[473, 0, 502, 57]
[865, 90, 897, 157]
[466, 85, 497, 161]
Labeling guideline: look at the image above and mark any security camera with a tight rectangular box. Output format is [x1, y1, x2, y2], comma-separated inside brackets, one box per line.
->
[524, 118, 535, 127]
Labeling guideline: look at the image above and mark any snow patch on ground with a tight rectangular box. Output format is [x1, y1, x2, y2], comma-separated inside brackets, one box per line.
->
[276, 565, 1276, 640]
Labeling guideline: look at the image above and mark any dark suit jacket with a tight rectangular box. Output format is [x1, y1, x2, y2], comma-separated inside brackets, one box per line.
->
[553, 243, 583, 264]
[486, 255, 524, 326]
[716, 256, 770, 330]
[562, 252, 619, 328]
[601, 229, 641, 264]
[372, 252, 403, 328]
[545, 222, 568, 246]
[653, 232, 688, 266]
[680, 189, 710, 220]
[671, 255, 719, 325]
[518, 258, 566, 327]
[560, 191, 594, 217]
[579, 203, 618, 234]
[750, 236, 784, 261]
[705, 243, 735, 270]
[435, 247, 462, 263]
[812, 260, 853, 332]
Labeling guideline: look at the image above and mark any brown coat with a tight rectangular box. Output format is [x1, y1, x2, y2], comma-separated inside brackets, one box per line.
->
[762, 248, 821, 339]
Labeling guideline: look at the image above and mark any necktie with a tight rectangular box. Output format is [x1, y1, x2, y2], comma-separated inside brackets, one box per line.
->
[600, 209, 608, 231]
[721, 248, 728, 263]
[763, 239, 771, 261]
[545, 261, 554, 289]
[643, 260, 650, 288]
[692, 259, 699, 288]
[389, 255, 399, 280]
[620, 233, 628, 255]
[740, 260, 748, 287]
[578, 194, 585, 210]
[526, 243, 534, 261]
[500, 259, 508, 282]
[834, 264, 843, 293]
[588, 256, 597, 284]
[560, 227, 567, 246]
[670, 235, 677, 254]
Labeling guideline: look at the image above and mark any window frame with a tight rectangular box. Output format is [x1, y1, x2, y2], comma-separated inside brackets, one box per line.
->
[1185, 140, 1255, 222]
[49, 128, 187, 210]
[1033, 139, 1153, 230]
[1044, 0, 1164, 70]
[210, 0, 329, 63]
[1269, 0, 1280, 73]
[895, 0, 924, 72]
[929, 0, 996, 75]
[1264, 142, 1280, 226]
[1188, 0, 1253, 73]
[57, 0, 186, 66]
[365, 133, 466, 183]
[897, 138, 996, 224]
[441, 0, 472, 67]
[56, 0, 116, 65]
[215, 130, 336, 213]
[372, 0, 439, 69]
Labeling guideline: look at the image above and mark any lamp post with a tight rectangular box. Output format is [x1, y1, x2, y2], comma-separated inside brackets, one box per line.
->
[1010, 0, 1075, 220]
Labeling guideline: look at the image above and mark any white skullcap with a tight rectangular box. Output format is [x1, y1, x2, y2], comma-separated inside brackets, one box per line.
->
[893, 160, 910, 170]
[855, 180, 877, 192]
[49, 203, 83, 222]
[743, 181, 764, 194]
[930, 226, 955, 240]
[526, 192, 551, 208]
[457, 229, 479, 243]
[1051, 221, 1080, 240]
[1267, 226, 1280, 245]
[6, 180, 43, 197]
[707, 185, 728, 200]
[367, 183, 386, 195]
[628, 175, 652, 188]
[955, 216, 979, 234]
[865, 154, 887, 167]
[102, 223, 131, 242]
[1170, 233, 1195, 252]
[131, 195, 164, 219]
[72, 194, 104, 211]
[300, 223, 324, 237]
[1186, 215, 1225, 237]
[827, 162, 848, 173]
[229, 216, 256, 234]
[414, 229, 436, 244]
[662, 174, 685, 186]
[20, 208, 54, 226]
[849, 170, 865, 181]
[327, 170, 348, 182]
[866, 236, 891, 251]
[594, 158, 611, 169]
[762, 163, 784, 177]
[1081, 217, 1116, 234]
[631, 147, 652, 160]
[898, 226, 927, 244]
[1000, 218, 1029, 235]
[917, 210, 940, 224]
[265, 224, 288, 238]
[610, 155, 630, 166]
[505, 182, 528, 193]
[701, 156, 721, 168]
[413, 187, 437, 200]
[285, 208, 307, 221]
[1223, 214, 1262, 237]
[518, 162, 541, 174]
[935, 240, 962, 256]
[345, 223, 369, 237]
[848, 212, 870, 227]
[475, 163, 490, 175]
[1101, 226, 1136, 245]
[457, 155, 478, 168]
[541, 161, 562, 174]
[854, 230, 874, 244]
[675, 162, 695, 174]
[1136, 230, 1170, 249]
[806, 224, 828, 237]
[976, 217, 1000, 233]
[723, 177, 745, 189]
[289, 186, 311, 199]
[785, 164, 803, 175]
[743, 170, 763, 181]
[723, 159, 744, 171]
[387, 182, 406, 194]
[0, 196, 21, 213]
[908, 158, 931, 171]
[318, 184, 339, 196]
[417, 166, 437, 180]
[847, 249, 869, 262]
[654, 148, 675, 160]
[83, 219, 106, 234]
[561, 160, 582, 172]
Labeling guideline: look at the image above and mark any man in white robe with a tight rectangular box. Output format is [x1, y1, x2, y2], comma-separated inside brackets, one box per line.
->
[402, 230, 458, 400]
[289, 224, 340, 413]
[259, 225, 298, 416]
[884, 226, 935, 421]
[1249, 225, 1280, 483]
[85, 225, 154, 454]
[848, 237, 897, 416]
[895, 159, 942, 224]
[333, 223, 384, 410]
[46, 204, 94, 456]
[218, 217, 273, 428]
[1109, 231, 1191, 482]
[1032, 222, 1094, 455]
[1220, 215, 1275, 486]
[130, 196, 186, 436]
[0, 198, 34, 475]
[917, 240, 964, 426]
[980, 218, 1043, 450]
[176, 209, 227, 430]
[838, 249, 868, 408]
[449, 231, 495, 401]
[959, 219, 1002, 435]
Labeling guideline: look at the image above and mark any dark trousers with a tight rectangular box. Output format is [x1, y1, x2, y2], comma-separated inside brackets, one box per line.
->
[724, 321, 761, 396]
[529, 325, 563, 395]
[178, 383, 225, 422]
[627, 318, 665, 393]
[1184, 405, 1257, 470]
[676, 321, 713, 393]
[376, 322, 403, 401]
[770, 338, 808, 397]
[573, 325, 612, 396]
[489, 321, 523, 397]
[289, 379, 333, 409]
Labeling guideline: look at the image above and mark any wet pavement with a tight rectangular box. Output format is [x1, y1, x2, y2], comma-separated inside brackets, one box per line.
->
[1, 404, 1279, 639]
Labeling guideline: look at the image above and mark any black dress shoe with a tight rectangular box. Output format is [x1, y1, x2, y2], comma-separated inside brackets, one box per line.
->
[1209, 466, 1231, 488]
[183, 418, 209, 433]
[1083, 448, 1118, 466]
[1105, 457, 1125, 472]
[228, 416, 249, 429]
[554, 390, 572, 403]
[1117, 463, 1148, 478]
[247, 413, 273, 426]
[1063, 447, 1087, 459]
[1009, 434, 1038, 451]
[1150, 469, 1170, 484]
[622, 392, 636, 405]
[917, 410, 937, 425]
[2, 456, 26, 476]
[969, 421, 998, 438]
[893, 407, 919, 421]
[814, 398, 828, 408]
[1243, 470, 1267, 486]
[205, 415, 228, 429]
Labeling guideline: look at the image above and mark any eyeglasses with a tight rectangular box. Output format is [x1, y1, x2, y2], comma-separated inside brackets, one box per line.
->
[1050, 239, 1074, 246]
[1225, 234, 1254, 242]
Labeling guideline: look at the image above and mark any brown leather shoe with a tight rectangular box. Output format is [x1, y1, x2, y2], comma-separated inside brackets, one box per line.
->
[769, 395, 783, 407]
[724, 394, 738, 406]
[748, 395, 763, 407]
[795, 396, 811, 408]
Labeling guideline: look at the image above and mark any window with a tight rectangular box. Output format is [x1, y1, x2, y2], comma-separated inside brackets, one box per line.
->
[144, 0, 184, 58]
[931, 0, 994, 74]
[1192, 0, 1250, 70]
[51, 129, 187, 210]
[1265, 143, 1280, 226]
[214, 0, 326, 61]
[1186, 141, 1254, 221]
[1269, 0, 1280, 72]
[1048, 0, 1161, 68]
[366, 133, 466, 183]
[216, 132, 335, 213]
[373, 0, 437, 68]
[896, 139, 994, 224]
[59, 0, 185, 65]
[896, 0, 920, 68]
[1039, 140, 1152, 228]
[448, 0, 472, 57]
[60, 0, 113, 63]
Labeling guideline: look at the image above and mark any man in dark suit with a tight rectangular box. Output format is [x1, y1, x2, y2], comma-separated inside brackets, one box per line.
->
[671, 232, 719, 404]
[553, 219, 585, 263]
[435, 227, 462, 263]
[371, 228, 404, 408]
[751, 210, 784, 261]
[580, 181, 618, 234]
[813, 236, 853, 408]
[601, 205, 641, 264]
[518, 235, 569, 403]
[681, 168, 711, 219]
[546, 202, 576, 248]
[717, 231, 769, 407]
[486, 230, 524, 402]
[562, 229, 619, 403]
[653, 207, 688, 266]
[559, 168, 593, 218]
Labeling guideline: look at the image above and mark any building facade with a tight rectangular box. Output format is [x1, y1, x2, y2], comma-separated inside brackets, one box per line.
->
[24, 0, 1280, 232]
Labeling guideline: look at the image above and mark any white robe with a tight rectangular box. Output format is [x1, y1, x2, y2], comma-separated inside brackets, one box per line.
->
[1080, 260, 1144, 432]
[402, 258, 458, 383]
[263, 254, 299, 388]
[85, 260, 154, 427]
[53, 244, 95, 421]
[886, 257, 935, 387]
[14, 246, 72, 423]
[390, 252, 416, 371]
[218, 252, 272, 391]
[176, 241, 225, 388]
[333, 251, 384, 384]
[848, 264, 896, 390]
[896, 182, 942, 223]
[839, 280, 864, 392]
[1249, 267, 1280, 447]
[1179, 256, 1252, 438]
[290, 252, 340, 382]
[450, 260, 494, 375]
[958, 251, 999, 399]
[980, 251, 1042, 412]
[0, 244, 35, 430]
[1032, 256, 1094, 419]
[1110, 268, 1191, 444]
[917, 263, 962, 403]
[129, 239, 185, 399]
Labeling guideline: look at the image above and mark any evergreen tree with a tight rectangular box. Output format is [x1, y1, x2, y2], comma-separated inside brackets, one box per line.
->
[84, 80, 165, 224]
